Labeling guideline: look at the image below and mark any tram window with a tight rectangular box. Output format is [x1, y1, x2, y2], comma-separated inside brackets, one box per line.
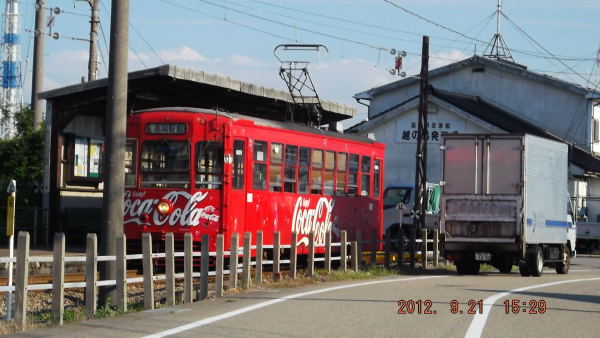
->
[269, 143, 283, 192]
[298, 147, 310, 194]
[284, 145, 298, 193]
[253, 140, 267, 190]
[348, 154, 359, 196]
[373, 159, 381, 198]
[141, 140, 190, 188]
[361, 156, 371, 197]
[195, 141, 223, 189]
[336, 153, 347, 195]
[324, 151, 335, 196]
[233, 140, 245, 189]
[311, 149, 323, 194]
[125, 139, 137, 187]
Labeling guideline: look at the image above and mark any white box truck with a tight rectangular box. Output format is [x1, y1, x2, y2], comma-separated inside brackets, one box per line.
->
[440, 134, 576, 276]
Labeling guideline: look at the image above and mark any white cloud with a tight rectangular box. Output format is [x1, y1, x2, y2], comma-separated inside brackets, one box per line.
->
[430, 50, 469, 70]
[157, 46, 212, 63]
[228, 53, 268, 68]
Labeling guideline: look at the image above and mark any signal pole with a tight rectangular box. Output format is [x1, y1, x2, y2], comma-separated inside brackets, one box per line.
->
[31, 0, 45, 131]
[100, 0, 128, 305]
[410, 36, 429, 269]
[87, 0, 100, 81]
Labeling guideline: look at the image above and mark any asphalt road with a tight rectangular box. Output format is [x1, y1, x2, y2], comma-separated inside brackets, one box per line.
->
[18, 256, 600, 338]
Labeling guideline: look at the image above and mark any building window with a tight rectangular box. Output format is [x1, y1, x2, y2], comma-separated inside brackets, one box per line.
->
[348, 154, 359, 196]
[324, 151, 335, 196]
[311, 149, 323, 194]
[336, 153, 347, 196]
[373, 159, 381, 198]
[284, 145, 298, 193]
[141, 140, 190, 188]
[299, 147, 310, 194]
[65, 135, 104, 186]
[253, 140, 267, 190]
[269, 143, 283, 192]
[232, 140, 245, 189]
[195, 141, 223, 189]
[125, 140, 137, 187]
[593, 119, 600, 143]
[361, 156, 371, 197]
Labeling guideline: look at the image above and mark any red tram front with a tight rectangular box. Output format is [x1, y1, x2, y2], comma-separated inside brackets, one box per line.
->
[123, 108, 385, 254]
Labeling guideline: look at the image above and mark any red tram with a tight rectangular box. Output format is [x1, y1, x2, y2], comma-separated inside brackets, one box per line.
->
[122, 108, 385, 254]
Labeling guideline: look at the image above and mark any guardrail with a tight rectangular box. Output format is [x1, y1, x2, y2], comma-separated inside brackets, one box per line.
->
[0, 230, 357, 329]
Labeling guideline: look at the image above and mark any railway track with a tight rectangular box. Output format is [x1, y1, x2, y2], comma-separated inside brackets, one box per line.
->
[0, 270, 140, 286]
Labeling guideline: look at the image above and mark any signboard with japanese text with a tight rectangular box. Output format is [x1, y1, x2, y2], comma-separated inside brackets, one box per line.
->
[396, 119, 466, 143]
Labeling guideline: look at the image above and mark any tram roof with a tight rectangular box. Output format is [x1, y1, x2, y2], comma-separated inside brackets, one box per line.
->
[137, 107, 381, 145]
[39, 64, 356, 124]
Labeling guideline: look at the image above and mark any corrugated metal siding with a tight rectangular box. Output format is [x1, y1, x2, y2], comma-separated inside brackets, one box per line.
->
[524, 134, 569, 244]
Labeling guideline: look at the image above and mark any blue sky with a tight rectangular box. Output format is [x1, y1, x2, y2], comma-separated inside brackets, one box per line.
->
[8, 0, 600, 123]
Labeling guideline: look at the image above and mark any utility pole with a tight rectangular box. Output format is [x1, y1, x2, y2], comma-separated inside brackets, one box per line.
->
[410, 36, 429, 269]
[100, 0, 128, 305]
[87, 0, 100, 81]
[31, 0, 45, 131]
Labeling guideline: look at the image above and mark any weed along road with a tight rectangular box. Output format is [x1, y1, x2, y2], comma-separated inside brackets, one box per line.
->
[16, 256, 600, 338]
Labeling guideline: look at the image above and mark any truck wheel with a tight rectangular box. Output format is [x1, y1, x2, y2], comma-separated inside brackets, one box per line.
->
[529, 246, 544, 277]
[456, 257, 480, 275]
[555, 245, 570, 274]
[498, 258, 513, 274]
[518, 263, 531, 276]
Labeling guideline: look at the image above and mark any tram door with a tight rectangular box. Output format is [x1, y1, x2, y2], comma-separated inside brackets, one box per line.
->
[228, 137, 248, 235]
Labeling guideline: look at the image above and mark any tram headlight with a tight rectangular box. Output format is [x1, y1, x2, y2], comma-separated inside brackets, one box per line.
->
[156, 199, 173, 216]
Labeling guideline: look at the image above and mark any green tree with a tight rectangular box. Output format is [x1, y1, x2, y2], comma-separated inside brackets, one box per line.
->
[0, 107, 45, 208]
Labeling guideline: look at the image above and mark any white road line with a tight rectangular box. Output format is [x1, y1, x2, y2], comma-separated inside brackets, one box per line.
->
[144, 275, 446, 338]
[464, 277, 600, 338]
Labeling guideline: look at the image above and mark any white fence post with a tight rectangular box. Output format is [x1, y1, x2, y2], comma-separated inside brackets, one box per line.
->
[116, 235, 127, 313]
[255, 231, 263, 284]
[184, 233, 193, 303]
[290, 232, 297, 279]
[52, 233, 65, 325]
[356, 229, 363, 267]
[340, 230, 347, 272]
[229, 233, 239, 290]
[15, 232, 29, 329]
[352, 241, 359, 272]
[308, 232, 315, 277]
[86, 233, 97, 319]
[165, 233, 175, 306]
[215, 234, 224, 297]
[142, 233, 154, 310]
[325, 231, 331, 273]
[273, 231, 280, 279]
[242, 232, 251, 288]
[199, 234, 209, 300]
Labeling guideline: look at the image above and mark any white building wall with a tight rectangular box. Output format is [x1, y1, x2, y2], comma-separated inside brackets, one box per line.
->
[369, 62, 593, 151]
[358, 104, 494, 189]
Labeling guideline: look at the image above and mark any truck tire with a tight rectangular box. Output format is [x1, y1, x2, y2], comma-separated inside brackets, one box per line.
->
[529, 246, 544, 277]
[498, 258, 513, 274]
[456, 257, 480, 275]
[555, 245, 570, 274]
[519, 263, 531, 276]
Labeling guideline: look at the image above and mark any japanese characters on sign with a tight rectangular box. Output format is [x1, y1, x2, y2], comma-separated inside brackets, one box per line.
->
[396, 119, 465, 143]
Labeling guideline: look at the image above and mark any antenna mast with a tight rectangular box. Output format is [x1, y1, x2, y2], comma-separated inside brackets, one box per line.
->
[0, 0, 22, 139]
[482, 0, 515, 63]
